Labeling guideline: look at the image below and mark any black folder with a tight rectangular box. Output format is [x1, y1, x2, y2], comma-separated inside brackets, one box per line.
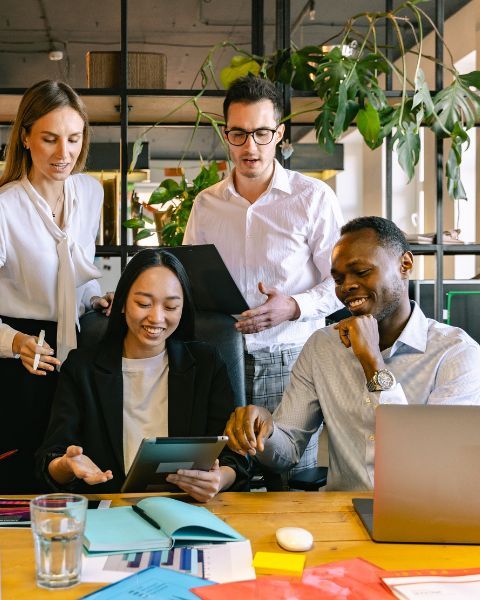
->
[160, 244, 249, 315]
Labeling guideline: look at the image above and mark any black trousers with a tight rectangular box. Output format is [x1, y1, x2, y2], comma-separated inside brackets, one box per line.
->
[0, 316, 59, 494]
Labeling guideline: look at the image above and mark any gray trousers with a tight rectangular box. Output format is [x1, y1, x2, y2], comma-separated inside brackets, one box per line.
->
[245, 346, 319, 482]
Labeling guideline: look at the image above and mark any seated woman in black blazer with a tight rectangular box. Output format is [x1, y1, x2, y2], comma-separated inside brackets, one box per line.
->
[37, 249, 248, 501]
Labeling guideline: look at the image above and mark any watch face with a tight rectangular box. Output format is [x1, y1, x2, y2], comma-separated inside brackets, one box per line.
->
[377, 369, 395, 389]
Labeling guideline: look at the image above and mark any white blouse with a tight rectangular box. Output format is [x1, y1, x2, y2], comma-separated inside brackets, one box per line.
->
[0, 174, 103, 360]
[122, 351, 169, 472]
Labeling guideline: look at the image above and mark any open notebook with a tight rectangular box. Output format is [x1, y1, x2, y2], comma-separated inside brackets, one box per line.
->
[84, 497, 244, 555]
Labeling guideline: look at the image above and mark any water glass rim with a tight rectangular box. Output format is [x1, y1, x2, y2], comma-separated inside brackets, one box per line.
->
[30, 493, 87, 510]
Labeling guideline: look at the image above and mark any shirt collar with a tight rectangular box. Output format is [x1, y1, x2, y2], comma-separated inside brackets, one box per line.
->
[389, 301, 428, 356]
[226, 159, 292, 198]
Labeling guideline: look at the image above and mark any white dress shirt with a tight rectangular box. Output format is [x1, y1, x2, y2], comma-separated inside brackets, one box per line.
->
[122, 351, 169, 472]
[258, 302, 480, 490]
[0, 174, 102, 359]
[183, 160, 343, 352]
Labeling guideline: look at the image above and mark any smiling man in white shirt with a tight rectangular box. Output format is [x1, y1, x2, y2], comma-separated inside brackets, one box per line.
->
[184, 76, 343, 481]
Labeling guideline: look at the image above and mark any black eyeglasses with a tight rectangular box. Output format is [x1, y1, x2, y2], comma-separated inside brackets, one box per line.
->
[224, 127, 278, 146]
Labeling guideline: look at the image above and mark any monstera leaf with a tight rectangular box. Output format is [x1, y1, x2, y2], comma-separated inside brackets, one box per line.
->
[431, 77, 480, 137]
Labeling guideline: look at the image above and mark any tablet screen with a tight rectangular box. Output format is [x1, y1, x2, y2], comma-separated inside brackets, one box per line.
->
[121, 436, 228, 493]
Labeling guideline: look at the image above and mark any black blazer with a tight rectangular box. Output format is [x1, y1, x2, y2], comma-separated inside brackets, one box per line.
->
[37, 337, 249, 493]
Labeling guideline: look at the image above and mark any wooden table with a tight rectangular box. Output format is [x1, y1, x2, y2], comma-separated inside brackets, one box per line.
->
[2, 491, 480, 599]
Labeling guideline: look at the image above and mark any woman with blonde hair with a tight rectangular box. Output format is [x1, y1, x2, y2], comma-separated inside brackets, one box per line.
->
[0, 80, 110, 492]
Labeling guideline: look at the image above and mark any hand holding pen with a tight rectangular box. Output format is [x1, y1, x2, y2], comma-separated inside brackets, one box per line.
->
[11, 330, 61, 376]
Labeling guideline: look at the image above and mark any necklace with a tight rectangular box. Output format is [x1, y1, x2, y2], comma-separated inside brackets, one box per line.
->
[51, 188, 64, 218]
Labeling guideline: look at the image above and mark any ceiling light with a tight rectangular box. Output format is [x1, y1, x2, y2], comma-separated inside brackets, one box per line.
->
[48, 50, 63, 61]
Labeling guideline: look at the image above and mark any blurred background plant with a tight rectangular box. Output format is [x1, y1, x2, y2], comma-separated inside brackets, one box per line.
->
[125, 0, 480, 247]
[123, 162, 220, 246]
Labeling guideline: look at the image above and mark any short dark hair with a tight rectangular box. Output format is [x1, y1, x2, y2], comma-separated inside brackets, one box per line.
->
[104, 249, 195, 344]
[223, 75, 283, 123]
[340, 216, 410, 255]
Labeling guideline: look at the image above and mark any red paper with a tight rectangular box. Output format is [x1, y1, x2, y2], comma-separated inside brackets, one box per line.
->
[191, 558, 395, 599]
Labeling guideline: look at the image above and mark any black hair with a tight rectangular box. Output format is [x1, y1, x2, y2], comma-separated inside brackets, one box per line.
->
[104, 249, 195, 344]
[341, 216, 410, 255]
[223, 75, 283, 123]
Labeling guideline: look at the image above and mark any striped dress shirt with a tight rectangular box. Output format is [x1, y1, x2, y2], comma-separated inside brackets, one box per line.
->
[259, 302, 480, 490]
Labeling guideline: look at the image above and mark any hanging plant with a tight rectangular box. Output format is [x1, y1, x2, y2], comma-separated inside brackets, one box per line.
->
[260, 0, 480, 200]
[126, 0, 480, 249]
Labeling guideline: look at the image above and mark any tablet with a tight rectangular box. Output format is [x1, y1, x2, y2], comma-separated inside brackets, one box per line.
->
[121, 436, 228, 493]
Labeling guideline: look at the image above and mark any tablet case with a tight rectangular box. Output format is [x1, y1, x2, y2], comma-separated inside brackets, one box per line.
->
[121, 436, 227, 493]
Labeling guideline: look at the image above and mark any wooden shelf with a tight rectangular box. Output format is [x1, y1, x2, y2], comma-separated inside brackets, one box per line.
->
[0, 90, 322, 126]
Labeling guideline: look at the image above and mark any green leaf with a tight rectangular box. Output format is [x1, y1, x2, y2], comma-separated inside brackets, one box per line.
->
[129, 138, 144, 172]
[333, 81, 349, 138]
[280, 46, 324, 91]
[314, 102, 336, 154]
[393, 123, 420, 182]
[122, 217, 145, 228]
[356, 103, 381, 149]
[413, 68, 434, 117]
[220, 58, 261, 89]
[161, 178, 183, 193]
[432, 77, 480, 137]
[314, 47, 348, 99]
[446, 123, 469, 200]
[459, 70, 480, 90]
[134, 229, 154, 241]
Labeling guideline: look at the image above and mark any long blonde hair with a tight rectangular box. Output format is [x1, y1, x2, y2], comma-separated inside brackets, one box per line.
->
[0, 80, 90, 187]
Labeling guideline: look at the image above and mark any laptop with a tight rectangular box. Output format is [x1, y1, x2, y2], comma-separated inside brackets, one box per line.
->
[353, 404, 480, 544]
[160, 244, 249, 315]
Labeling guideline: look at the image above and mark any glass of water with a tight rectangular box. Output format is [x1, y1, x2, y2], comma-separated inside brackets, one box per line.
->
[30, 493, 87, 589]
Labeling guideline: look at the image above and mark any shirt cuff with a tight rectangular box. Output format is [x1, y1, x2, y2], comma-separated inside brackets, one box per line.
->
[377, 383, 408, 405]
[290, 293, 315, 321]
[0, 323, 20, 358]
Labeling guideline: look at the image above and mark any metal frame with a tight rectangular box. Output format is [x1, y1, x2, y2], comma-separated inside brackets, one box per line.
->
[2, 0, 479, 314]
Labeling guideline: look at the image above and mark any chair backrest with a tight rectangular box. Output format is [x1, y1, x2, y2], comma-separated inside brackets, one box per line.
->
[195, 311, 246, 408]
[78, 310, 109, 347]
[78, 310, 246, 408]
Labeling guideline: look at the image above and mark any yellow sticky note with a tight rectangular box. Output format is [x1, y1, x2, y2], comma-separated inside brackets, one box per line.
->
[253, 551, 306, 577]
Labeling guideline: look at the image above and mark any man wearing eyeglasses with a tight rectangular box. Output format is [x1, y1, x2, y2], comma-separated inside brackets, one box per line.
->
[184, 76, 343, 484]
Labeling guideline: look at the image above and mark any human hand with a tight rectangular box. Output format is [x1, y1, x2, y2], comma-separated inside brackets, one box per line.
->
[49, 445, 113, 486]
[224, 405, 273, 456]
[91, 292, 114, 316]
[235, 282, 300, 334]
[166, 460, 235, 503]
[12, 332, 61, 375]
[334, 315, 384, 380]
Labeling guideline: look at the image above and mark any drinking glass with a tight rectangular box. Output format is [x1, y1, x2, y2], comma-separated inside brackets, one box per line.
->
[30, 493, 87, 589]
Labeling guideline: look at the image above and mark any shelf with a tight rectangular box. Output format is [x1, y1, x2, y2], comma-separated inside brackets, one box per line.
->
[0, 89, 322, 126]
[410, 244, 480, 255]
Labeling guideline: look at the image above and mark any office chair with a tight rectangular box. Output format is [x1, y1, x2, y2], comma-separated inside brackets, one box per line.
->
[288, 466, 328, 491]
[194, 310, 246, 408]
[78, 310, 246, 408]
[77, 310, 108, 346]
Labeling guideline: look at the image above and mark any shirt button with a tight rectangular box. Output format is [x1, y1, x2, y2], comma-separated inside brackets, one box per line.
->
[369, 434, 375, 441]
[365, 397, 371, 404]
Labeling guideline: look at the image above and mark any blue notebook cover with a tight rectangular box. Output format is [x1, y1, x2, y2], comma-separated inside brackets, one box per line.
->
[80, 566, 215, 599]
[84, 497, 244, 555]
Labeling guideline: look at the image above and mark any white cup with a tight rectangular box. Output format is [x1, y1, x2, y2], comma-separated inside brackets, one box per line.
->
[30, 493, 87, 589]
